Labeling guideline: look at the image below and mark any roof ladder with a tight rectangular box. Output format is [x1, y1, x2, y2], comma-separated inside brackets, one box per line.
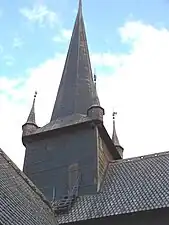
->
[52, 173, 81, 214]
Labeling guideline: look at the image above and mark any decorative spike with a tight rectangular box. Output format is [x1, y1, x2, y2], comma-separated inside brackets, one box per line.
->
[22, 91, 38, 138]
[113, 111, 117, 121]
[112, 111, 120, 146]
[26, 91, 37, 124]
[87, 69, 104, 121]
[92, 70, 100, 105]
[112, 111, 124, 158]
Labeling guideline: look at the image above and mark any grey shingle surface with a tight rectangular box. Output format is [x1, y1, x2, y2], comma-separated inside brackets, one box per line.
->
[0, 148, 58, 225]
[57, 151, 169, 223]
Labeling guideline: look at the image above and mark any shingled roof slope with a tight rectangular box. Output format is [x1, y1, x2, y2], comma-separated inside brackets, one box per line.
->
[33, 114, 92, 135]
[0, 148, 58, 225]
[57, 151, 169, 224]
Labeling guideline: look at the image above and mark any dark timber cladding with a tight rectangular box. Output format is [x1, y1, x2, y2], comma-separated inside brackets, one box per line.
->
[51, 0, 99, 121]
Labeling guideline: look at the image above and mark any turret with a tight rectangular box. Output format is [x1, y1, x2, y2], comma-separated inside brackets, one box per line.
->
[22, 91, 38, 139]
[112, 111, 124, 158]
[87, 72, 105, 122]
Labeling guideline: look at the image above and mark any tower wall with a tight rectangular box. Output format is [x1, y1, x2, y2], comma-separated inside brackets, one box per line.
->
[23, 125, 98, 200]
[96, 127, 113, 190]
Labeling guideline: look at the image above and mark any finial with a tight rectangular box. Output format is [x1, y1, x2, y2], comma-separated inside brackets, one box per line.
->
[34, 91, 37, 99]
[112, 110, 124, 158]
[94, 74, 96, 84]
[113, 111, 117, 120]
[26, 91, 37, 124]
[22, 90, 38, 138]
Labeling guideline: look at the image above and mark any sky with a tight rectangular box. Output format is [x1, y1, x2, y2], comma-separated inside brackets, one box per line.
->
[1, 0, 169, 169]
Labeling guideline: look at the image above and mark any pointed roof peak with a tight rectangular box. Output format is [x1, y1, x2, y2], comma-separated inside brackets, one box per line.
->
[26, 91, 37, 124]
[78, 0, 82, 13]
[112, 111, 124, 158]
[92, 70, 100, 106]
[50, 0, 100, 121]
[112, 111, 120, 146]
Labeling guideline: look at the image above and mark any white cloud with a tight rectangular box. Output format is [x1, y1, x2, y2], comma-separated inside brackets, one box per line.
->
[1, 20, 169, 169]
[100, 21, 169, 158]
[53, 29, 72, 43]
[0, 54, 65, 168]
[20, 4, 59, 28]
[91, 53, 126, 69]
[61, 29, 72, 39]
[0, 76, 21, 92]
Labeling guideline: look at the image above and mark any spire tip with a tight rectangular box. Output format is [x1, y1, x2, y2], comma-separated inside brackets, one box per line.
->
[113, 111, 117, 120]
[34, 91, 37, 99]
[78, 0, 82, 12]
[79, 0, 82, 7]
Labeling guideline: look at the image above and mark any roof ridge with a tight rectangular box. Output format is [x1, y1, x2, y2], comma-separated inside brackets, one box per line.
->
[109, 150, 169, 165]
[0, 148, 53, 210]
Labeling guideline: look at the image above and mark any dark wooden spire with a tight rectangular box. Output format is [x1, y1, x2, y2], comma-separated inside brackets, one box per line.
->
[22, 91, 38, 137]
[26, 91, 37, 125]
[112, 112, 120, 146]
[51, 0, 99, 121]
[112, 112, 124, 158]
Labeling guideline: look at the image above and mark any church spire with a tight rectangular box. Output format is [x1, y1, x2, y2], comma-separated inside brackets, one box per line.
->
[112, 111, 124, 158]
[22, 91, 38, 137]
[50, 0, 100, 121]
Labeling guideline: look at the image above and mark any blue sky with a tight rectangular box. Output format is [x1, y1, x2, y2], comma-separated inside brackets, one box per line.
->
[0, 0, 169, 77]
[1, 0, 169, 168]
